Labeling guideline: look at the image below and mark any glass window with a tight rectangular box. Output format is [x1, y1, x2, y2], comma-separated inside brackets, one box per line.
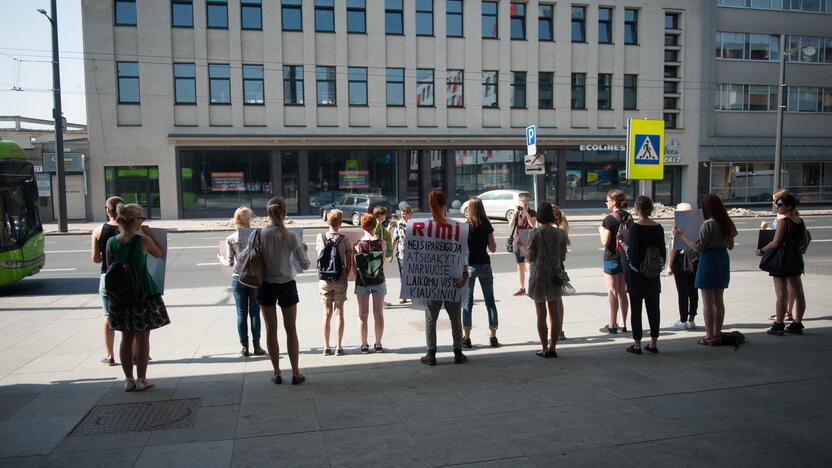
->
[598, 73, 612, 110]
[565, 148, 633, 202]
[539, 4, 554, 41]
[823, 37, 832, 64]
[117, 62, 140, 104]
[179, 150, 272, 215]
[386, 68, 405, 106]
[664, 66, 678, 78]
[416, 0, 434, 36]
[316, 66, 336, 106]
[209, 64, 230, 104]
[172, 0, 193, 27]
[598, 7, 612, 44]
[665, 12, 679, 29]
[798, 86, 820, 112]
[824, 88, 832, 112]
[720, 83, 746, 110]
[308, 150, 399, 207]
[417, 69, 434, 106]
[347, 0, 366, 33]
[447, 0, 463, 37]
[749, 33, 774, 60]
[571, 6, 586, 42]
[282, 0, 303, 31]
[348, 67, 368, 106]
[115, 0, 136, 26]
[720, 32, 746, 59]
[511, 72, 526, 108]
[624, 9, 638, 44]
[666, 34, 679, 46]
[748, 85, 772, 111]
[315, 0, 335, 32]
[447, 70, 464, 107]
[539, 72, 554, 109]
[283, 65, 304, 105]
[174, 63, 196, 104]
[510, 3, 526, 40]
[482, 1, 498, 39]
[243, 64, 264, 105]
[386, 0, 404, 35]
[664, 81, 678, 94]
[624, 74, 637, 109]
[749, 0, 773, 7]
[571, 73, 586, 109]
[454, 150, 533, 202]
[665, 50, 679, 62]
[241, 0, 262, 29]
[482, 71, 498, 108]
[663, 97, 678, 109]
[710, 162, 746, 205]
[207, 1, 228, 28]
[663, 113, 677, 129]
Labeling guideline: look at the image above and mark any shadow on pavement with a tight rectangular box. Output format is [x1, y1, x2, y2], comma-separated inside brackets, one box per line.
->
[0, 277, 100, 297]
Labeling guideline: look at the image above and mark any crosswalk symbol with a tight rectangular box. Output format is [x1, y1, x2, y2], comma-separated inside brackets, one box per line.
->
[633, 134, 660, 165]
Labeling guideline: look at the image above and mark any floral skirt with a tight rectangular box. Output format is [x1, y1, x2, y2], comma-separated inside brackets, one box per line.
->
[108, 295, 171, 332]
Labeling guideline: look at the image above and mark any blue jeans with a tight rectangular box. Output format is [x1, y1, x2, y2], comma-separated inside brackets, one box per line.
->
[232, 276, 261, 344]
[463, 264, 498, 331]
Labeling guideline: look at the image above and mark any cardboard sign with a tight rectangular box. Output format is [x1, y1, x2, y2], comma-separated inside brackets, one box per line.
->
[401, 219, 469, 303]
[145, 228, 167, 294]
[757, 229, 775, 250]
[673, 210, 704, 250]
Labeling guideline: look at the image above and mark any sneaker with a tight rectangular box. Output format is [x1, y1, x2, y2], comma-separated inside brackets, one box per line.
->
[490, 336, 500, 347]
[124, 378, 136, 392]
[767, 322, 786, 336]
[360, 345, 370, 354]
[101, 357, 115, 366]
[453, 349, 468, 364]
[785, 322, 804, 335]
[240, 347, 250, 357]
[687, 320, 696, 330]
[134, 379, 146, 392]
[462, 338, 473, 349]
[626, 345, 642, 355]
[621, 326, 628, 333]
[420, 354, 437, 366]
[374, 344, 383, 353]
[600, 325, 618, 334]
[323, 347, 333, 356]
[558, 331, 566, 340]
[672, 320, 687, 330]
[252, 344, 266, 355]
[336, 347, 345, 356]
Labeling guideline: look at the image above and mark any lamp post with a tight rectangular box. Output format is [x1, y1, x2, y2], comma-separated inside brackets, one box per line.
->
[38, 0, 68, 232]
[773, 35, 816, 209]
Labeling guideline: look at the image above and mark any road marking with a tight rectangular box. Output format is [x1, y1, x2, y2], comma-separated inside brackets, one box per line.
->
[47, 245, 219, 254]
[198, 236, 225, 240]
[737, 226, 832, 232]
[40, 268, 78, 272]
[197, 262, 222, 266]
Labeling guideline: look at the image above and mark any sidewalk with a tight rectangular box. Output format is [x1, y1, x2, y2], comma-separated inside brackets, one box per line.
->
[0, 266, 830, 466]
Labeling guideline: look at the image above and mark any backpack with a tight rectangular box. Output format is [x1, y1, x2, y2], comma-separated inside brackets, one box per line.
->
[682, 249, 699, 273]
[354, 240, 384, 285]
[105, 236, 145, 308]
[640, 245, 664, 278]
[720, 331, 746, 350]
[611, 210, 632, 254]
[317, 233, 344, 281]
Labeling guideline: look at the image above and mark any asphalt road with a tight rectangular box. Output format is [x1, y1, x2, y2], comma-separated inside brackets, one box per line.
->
[4, 215, 831, 295]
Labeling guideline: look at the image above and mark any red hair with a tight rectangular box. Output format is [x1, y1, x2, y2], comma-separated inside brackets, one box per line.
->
[428, 190, 448, 223]
[701, 194, 737, 239]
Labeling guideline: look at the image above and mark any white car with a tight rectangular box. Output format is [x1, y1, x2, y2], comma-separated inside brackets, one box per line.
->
[459, 190, 531, 221]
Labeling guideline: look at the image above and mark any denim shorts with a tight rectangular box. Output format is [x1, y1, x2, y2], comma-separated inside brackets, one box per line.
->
[355, 282, 387, 297]
[603, 257, 624, 275]
[99, 273, 111, 316]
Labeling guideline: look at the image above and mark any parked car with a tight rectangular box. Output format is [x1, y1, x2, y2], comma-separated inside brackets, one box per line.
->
[321, 194, 395, 226]
[310, 191, 346, 210]
[458, 190, 531, 221]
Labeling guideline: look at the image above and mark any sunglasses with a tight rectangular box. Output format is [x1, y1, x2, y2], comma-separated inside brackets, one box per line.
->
[774, 201, 785, 207]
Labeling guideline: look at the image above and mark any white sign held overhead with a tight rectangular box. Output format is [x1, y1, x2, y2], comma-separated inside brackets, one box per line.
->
[525, 125, 537, 156]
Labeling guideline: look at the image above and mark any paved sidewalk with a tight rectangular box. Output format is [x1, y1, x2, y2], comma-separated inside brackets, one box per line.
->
[0, 267, 830, 467]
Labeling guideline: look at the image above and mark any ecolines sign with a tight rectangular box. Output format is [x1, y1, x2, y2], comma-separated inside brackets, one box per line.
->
[579, 144, 626, 152]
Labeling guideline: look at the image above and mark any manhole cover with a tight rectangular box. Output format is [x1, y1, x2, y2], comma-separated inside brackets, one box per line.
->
[69, 398, 201, 436]
[407, 318, 451, 331]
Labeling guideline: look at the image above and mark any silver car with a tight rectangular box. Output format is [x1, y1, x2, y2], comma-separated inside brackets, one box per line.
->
[459, 190, 530, 221]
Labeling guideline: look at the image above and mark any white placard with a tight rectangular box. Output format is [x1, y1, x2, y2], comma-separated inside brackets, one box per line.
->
[145, 228, 167, 295]
[401, 219, 469, 303]
[673, 210, 704, 251]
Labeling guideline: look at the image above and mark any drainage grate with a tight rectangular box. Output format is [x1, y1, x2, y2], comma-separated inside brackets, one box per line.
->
[407, 318, 451, 331]
[69, 398, 202, 436]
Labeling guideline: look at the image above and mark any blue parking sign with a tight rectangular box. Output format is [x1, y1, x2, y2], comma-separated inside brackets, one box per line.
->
[526, 125, 536, 146]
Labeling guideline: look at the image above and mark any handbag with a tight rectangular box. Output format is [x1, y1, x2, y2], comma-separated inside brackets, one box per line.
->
[506, 224, 517, 253]
[682, 249, 699, 273]
[238, 228, 265, 288]
[759, 239, 803, 276]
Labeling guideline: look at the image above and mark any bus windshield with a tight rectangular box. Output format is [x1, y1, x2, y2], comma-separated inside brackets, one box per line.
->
[0, 163, 42, 252]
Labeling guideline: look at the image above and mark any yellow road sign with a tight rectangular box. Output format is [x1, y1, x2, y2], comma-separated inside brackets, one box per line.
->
[626, 119, 664, 180]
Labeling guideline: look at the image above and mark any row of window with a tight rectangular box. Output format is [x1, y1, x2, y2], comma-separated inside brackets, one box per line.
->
[716, 32, 832, 63]
[717, 0, 832, 13]
[715, 83, 832, 112]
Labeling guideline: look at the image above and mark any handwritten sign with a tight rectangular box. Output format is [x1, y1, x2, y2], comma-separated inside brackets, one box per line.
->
[401, 219, 469, 303]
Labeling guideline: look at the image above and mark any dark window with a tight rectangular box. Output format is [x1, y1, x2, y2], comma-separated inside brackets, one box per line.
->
[171, 0, 193, 27]
[664, 81, 678, 94]
[207, 1, 228, 28]
[209, 64, 231, 104]
[571, 73, 586, 109]
[417, 69, 434, 106]
[598, 7, 612, 44]
[241, 0, 262, 30]
[386, 68, 405, 106]
[115, 0, 136, 26]
[482, 71, 498, 107]
[510, 3, 526, 40]
[665, 50, 679, 62]
[624, 8, 638, 44]
[243, 64, 264, 105]
[316, 66, 337, 106]
[416, 0, 434, 36]
[282, 0, 302, 31]
[538, 4, 554, 41]
[386, 0, 404, 35]
[663, 113, 677, 129]
[348, 67, 368, 106]
[664, 97, 678, 110]
[511, 72, 526, 108]
[664, 66, 678, 78]
[624, 74, 637, 109]
[447, 70, 464, 107]
[173, 63, 196, 104]
[482, 1, 498, 39]
[283, 65, 304, 105]
[538, 71, 554, 109]
[598, 73, 612, 110]
[665, 34, 678, 46]
[117, 62, 140, 104]
[315, 0, 335, 32]
[347, 0, 366, 33]
[571, 6, 586, 42]
[447, 0, 463, 37]
[665, 12, 679, 29]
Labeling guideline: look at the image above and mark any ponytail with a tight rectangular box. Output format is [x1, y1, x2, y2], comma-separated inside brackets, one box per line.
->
[266, 196, 289, 238]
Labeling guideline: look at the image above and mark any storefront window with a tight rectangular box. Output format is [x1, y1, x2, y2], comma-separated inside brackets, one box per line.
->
[784, 162, 822, 201]
[565, 149, 632, 203]
[179, 150, 272, 217]
[709, 162, 746, 204]
[282, 151, 299, 214]
[105, 166, 161, 219]
[308, 150, 398, 211]
[453, 149, 532, 207]
[543, 149, 559, 203]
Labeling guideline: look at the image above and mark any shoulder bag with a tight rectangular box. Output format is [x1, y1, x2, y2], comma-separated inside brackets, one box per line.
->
[238, 228, 265, 288]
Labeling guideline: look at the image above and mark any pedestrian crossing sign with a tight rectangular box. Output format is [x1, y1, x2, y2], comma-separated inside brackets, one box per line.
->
[626, 119, 665, 180]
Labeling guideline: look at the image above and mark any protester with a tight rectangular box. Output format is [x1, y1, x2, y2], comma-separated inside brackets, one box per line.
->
[355, 214, 386, 353]
[257, 197, 310, 385]
[105, 203, 169, 391]
[621, 196, 666, 354]
[218, 207, 264, 357]
[599, 189, 631, 334]
[420, 190, 468, 366]
[373, 206, 394, 259]
[462, 196, 499, 348]
[317, 209, 353, 355]
[760, 189, 798, 322]
[552, 204, 570, 341]
[91, 196, 122, 366]
[515, 202, 567, 358]
[509, 193, 536, 296]
[757, 192, 807, 335]
[667, 202, 698, 330]
[390, 204, 413, 304]
[673, 194, 737, 346]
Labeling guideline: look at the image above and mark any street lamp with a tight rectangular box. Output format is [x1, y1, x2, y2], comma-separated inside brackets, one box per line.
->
[773, 35, 816, 209]
[38, 1, 68, 232]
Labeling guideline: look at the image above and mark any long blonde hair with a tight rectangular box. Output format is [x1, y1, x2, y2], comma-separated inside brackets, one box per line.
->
[232, 207, 253, 230]
[266, 196, 289, 237]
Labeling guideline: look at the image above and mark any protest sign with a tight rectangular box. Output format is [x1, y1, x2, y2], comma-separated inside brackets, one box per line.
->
[401, 219, 469, 303]
[673, 209, 704, 250]
[146, 228, 168, 294]
[287, 228, 305, 274]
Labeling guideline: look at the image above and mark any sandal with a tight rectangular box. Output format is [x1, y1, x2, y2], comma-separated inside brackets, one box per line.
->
[536, 350, 549, 358]
[697, 337, 710, 346]
[513, 288, 526, 296]
[626, 345, 642, 355]
[708, 337, 722, 346]
[291, 374, 306, 385]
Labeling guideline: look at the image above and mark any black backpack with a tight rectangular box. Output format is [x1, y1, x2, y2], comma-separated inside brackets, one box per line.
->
[720, 331, 746, 350]
[317, 233, 344, 281]
[105, 236, 145, 308]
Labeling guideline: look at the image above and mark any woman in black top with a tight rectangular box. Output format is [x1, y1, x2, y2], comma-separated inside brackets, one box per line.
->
[462, 197, 499, 348]
[621, 196, 666, 354]
[598, 189, 631, 334]
[91, 196, 123, 365]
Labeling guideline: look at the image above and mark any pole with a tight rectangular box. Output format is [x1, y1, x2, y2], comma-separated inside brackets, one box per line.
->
[773, 33, 786, 212]
[49, 0, 68, 232]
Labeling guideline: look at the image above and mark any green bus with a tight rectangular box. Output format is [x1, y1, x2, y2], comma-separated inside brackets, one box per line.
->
[0, 139, 45, 286]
